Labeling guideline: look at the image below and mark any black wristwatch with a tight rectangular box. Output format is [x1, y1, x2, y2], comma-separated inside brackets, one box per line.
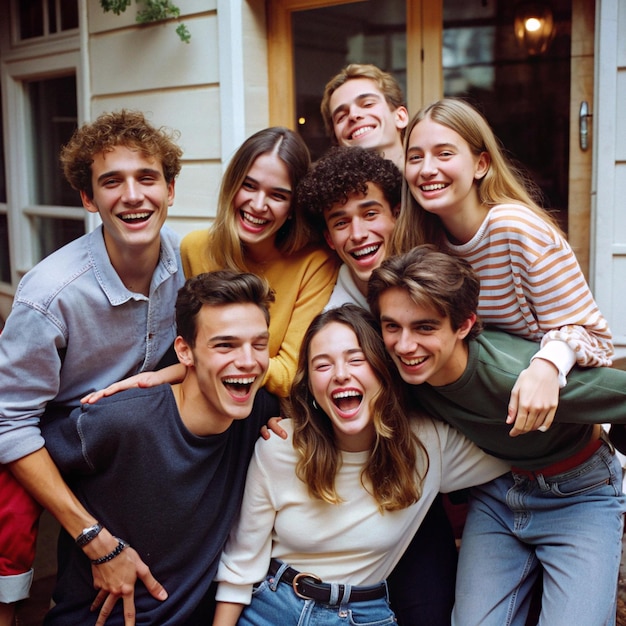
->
[75, 522, 103, 547]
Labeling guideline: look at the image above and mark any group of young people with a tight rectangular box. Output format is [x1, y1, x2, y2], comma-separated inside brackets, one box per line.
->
[0, 62, 624, 626]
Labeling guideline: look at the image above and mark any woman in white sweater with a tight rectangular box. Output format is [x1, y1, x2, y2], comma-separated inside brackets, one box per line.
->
[212, 304, 508, 625]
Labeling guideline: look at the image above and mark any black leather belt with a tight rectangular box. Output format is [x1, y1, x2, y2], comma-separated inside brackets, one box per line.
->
[268, 559, 387, 604]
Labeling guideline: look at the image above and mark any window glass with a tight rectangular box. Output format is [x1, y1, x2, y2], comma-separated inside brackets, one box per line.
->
[19, 0, 78, 39]
[27, 74, 81, 207]
[30, 215, 84, 261]
[0, 214, 10, 284]
[60, 0, 78, 30]
[292, 0, 406, 160]
[20, 0, 44, 39]
[442, 0, 571, 222]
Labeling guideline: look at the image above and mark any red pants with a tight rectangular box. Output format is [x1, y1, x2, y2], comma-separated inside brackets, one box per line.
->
[0, 465, 42, 576]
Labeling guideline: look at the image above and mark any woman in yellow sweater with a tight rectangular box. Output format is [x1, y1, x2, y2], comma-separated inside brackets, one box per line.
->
[181, 127, 338, 396]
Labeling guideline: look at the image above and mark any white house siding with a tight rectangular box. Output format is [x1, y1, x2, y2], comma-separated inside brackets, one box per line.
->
[85, 0, 270, 237]
[592, 0, 626, 349]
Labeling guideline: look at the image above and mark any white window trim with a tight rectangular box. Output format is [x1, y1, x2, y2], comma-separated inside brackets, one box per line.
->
[2, 46, 85, 282]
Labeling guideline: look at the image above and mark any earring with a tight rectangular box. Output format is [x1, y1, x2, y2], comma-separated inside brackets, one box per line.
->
[312, 399, 318, 410]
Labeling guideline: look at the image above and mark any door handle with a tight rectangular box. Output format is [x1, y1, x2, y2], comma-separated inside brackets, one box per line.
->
[579, 101, 591, 151]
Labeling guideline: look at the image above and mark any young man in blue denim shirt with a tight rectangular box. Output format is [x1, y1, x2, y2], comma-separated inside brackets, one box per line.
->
[0, 110, 185, 625]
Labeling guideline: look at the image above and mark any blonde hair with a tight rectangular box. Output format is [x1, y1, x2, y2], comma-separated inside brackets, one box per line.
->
[207, 127, 313, 272]
[287, 305, 428, 512]
[391, 98, 563, 254]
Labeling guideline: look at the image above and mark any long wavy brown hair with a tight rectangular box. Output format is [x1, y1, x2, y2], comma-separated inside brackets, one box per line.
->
[286, 304, 428, 512]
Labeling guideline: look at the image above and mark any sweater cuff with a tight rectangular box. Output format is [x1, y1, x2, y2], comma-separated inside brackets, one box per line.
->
[531, 340, 576, 387]
[215, 581, 254, 606]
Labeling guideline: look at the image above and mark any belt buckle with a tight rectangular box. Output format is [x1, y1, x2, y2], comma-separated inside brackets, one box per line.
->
[292, 571, 323, 599]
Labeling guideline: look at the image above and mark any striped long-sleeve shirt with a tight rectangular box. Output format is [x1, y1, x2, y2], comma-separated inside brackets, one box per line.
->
[445, 204, 613, 368]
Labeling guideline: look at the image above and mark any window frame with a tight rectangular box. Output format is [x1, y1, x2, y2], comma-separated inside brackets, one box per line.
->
[2, 44, 86, 287]
[266, 0, 444, 127]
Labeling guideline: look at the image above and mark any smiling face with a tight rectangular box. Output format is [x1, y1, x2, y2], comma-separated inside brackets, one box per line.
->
[234, 152, 293, 259]
[378, 287, 473, 387]
[404, 117, 489, 226]
[329, 78, 408, 163]
[323, 183, 397, 296]
[81, 145, 174, 264]
[175, 302, 270, 433]
[308, 321, 379, 452]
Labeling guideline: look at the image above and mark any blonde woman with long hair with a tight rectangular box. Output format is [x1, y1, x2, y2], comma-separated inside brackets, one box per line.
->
[392, 97, 612, 436]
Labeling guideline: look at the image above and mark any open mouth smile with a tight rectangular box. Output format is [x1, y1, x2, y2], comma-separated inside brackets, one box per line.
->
[222, 376, 256, 398]
[349, 125, 375, 140]
[331, 389, 363, 414]
[241, 211, 269, 227]
[420, 183, 447, 192]
[350, 243, 381, 260]
[399, 355, 428, 367]
[119, 211, 152, 223]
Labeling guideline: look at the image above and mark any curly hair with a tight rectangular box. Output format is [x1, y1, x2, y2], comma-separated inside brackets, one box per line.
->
[60, 110, 183, 198]
[320, 64, 406, 140]
[286, 304, 428, 511]
[296, 146, 402, 235]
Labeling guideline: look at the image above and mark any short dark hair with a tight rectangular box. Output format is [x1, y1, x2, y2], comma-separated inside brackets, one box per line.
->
[297, 146, 402, 235]
[175, 270, 275, 347]
[368, 245, 483, 340]
[60, 109, 183, 198]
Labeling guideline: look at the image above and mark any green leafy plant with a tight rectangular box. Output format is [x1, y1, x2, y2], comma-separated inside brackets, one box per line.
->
[100, 0, 191, 43]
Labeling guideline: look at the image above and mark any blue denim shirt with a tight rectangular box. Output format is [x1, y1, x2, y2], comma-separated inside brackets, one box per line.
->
[0, 225, 184, 463]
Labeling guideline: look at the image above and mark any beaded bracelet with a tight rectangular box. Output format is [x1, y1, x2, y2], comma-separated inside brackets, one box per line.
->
[91, 538, 129, 565]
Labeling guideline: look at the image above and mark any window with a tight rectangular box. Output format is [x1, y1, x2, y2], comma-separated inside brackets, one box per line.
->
[291, 0, 406, 160]
[2, 0, 83, 289]
[17, 0, 78, 40]
[25, 74, 84, 261]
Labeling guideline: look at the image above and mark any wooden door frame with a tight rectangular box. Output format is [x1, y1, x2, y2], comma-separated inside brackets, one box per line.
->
[568, 0, 594, 278]
[266, 0, 443, 128]
[267, 0, 590, 278]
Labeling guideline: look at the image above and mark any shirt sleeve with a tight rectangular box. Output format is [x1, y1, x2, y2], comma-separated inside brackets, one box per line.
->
[527, 239, 613, 369]
[264, 250, 338, 397]
[0, 302, 66, 463]
[416, 417, 509, 492]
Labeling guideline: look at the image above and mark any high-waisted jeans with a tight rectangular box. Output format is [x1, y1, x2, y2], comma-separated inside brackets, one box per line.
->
[238, 561, 397, 626]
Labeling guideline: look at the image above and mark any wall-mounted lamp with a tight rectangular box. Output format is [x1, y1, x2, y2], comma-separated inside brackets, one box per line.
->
[514, 2, 555, 56]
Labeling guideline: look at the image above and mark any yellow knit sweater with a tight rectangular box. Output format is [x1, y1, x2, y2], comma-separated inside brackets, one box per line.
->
[181, 229, 339, 397]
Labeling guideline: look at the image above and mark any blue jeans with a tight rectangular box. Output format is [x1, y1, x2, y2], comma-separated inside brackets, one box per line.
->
[453, 443, 626, 626]
[238, 563, 397, 625]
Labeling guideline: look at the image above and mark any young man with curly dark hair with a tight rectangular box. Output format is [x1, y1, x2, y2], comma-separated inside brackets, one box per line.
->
[0, 110, 184, 625]
[297, 146, 400, 309]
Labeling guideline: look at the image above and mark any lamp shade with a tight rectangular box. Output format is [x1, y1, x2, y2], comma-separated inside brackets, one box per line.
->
[514, 2, 555, 55]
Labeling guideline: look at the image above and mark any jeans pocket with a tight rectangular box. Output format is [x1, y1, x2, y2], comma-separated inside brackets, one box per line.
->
[551, 451, 620, 497]
[251, 578, 271, 597]
[348, 602, 397, 625]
